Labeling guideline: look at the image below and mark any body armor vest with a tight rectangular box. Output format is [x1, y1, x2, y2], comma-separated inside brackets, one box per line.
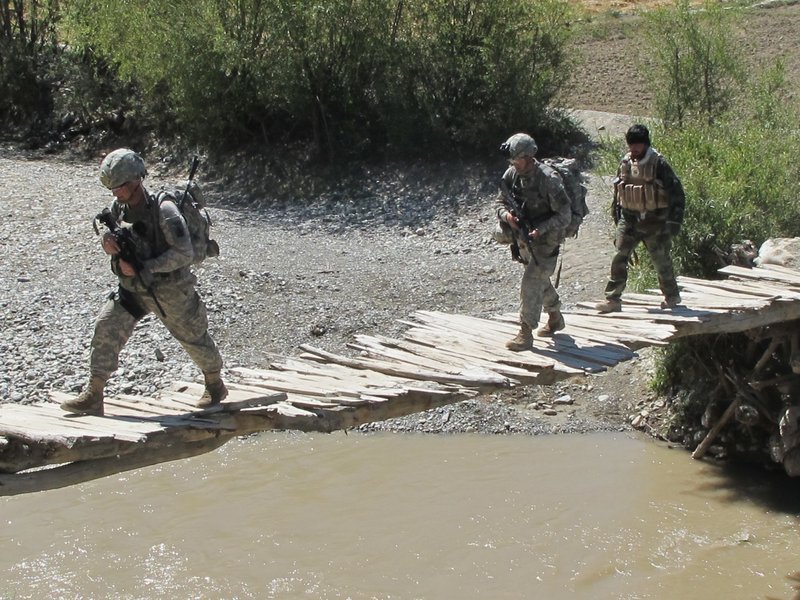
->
[616, 147, 670, 213]
[507, 167, 553, 226]
[114, 194, 169, 263]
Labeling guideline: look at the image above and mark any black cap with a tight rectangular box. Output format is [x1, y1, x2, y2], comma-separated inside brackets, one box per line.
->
[625, 124, 651, 146]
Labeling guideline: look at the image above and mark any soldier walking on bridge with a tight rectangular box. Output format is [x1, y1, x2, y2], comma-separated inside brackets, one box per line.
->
[493, 133, 572, 351]
[61, 149, 227, 416]
[595, 124, 685, 313]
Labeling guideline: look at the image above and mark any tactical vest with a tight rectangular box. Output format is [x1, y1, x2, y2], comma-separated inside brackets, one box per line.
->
[113, 194, 170, 262]
[506, 166, 554, 226]
[616, 147, 670, 213]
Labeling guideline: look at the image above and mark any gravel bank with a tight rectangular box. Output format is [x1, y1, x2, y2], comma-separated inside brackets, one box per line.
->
[1, 132, 651, 435]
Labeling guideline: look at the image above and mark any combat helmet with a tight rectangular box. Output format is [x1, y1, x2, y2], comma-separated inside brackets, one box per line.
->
[499, 133, 538, 160]
[99, 148, 147, 189]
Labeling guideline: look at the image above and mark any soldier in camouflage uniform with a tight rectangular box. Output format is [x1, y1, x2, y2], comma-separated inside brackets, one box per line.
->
[595, 124, 685, 313]
[61, 149, 227, 416]
[494, 133, 571, 351]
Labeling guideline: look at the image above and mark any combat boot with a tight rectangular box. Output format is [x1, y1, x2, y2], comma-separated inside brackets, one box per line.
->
[661, 294, 682, 309]
[198, 371, 228, 408]
[595, 298, 622, 313]
[536, 311, 565, 337]
[61, 376, 105, 416]
[506, 324, 533, 352]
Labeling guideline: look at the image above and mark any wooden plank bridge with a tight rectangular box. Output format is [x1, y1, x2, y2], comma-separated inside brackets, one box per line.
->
[3, 263, 800, 496]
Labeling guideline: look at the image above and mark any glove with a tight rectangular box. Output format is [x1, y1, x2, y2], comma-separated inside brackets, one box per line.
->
[664, 221, 681, 237]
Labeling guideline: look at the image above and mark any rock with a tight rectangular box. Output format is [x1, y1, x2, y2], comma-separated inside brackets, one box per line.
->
[754, 237, 800, 270]
[785, 448, 800, 477]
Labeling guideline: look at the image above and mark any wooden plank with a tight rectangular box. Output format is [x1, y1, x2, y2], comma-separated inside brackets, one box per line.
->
[351, 334, 543, 381]
[0, 435, 232, 497]
[402, 327, 559, 369]
[299, 344, 515, 388]
[0, 415, 148, 443]
[408, 322, 614, 373]
[719, 264, 800, 286]
[677, 277, 781, 300]
[266, 403, 323, 418]
[3, 403, 163, 436]
[231, 366, 405, 397]
[258, 360, 403, 387]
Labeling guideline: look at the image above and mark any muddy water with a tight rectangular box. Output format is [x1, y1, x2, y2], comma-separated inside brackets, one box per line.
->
[2, 432, 800, 600]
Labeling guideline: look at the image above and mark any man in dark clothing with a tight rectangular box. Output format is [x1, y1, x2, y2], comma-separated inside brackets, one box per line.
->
[595, 124, 686, 313]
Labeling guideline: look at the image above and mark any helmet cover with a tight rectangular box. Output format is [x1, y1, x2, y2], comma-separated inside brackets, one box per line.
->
[99, 148, 147, 189]
[499, 133, 538, 160]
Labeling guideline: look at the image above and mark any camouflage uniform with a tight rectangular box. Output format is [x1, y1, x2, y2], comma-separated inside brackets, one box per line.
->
[495, 162, 571, 333]
[89, 193, 224, 381]
[63, 148, 226, 416]
[603, 146, 685, 303]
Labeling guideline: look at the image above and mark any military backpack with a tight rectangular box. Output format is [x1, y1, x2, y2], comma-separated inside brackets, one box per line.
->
[156, 180, 220, 264]
[541, 157, 589, 238]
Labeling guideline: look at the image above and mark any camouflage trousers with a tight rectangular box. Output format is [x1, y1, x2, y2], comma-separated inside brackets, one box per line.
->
[604, 212, 679, 300]
[494, 222, 561, 329]
[88, 279, 224, 381]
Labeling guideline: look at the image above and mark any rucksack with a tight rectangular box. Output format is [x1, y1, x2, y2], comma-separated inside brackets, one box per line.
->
[157, 180, 220, 264]
[541, 157, 589, 238]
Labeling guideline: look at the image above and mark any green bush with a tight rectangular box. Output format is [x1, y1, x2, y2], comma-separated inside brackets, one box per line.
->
[608, 2, 800, 417]
[595, 2, 800, 287]
[0, 0, 60, 134]
[643, 0, 744, 128]
[62, 0, 577, 159]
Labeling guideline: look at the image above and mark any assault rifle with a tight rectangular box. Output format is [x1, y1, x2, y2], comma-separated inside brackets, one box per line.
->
[611, 176, 622, 225]
[181, 156, 199, 211]
[499, 179, 537, 266]
[93, 208, 166, 317]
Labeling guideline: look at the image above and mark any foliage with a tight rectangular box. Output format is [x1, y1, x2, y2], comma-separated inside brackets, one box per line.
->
[624, 4, 800, 452]
[642, 0, 744, 127]
[60, 0, 578, 159]
[594, 3, 800, 289]
[0, 0, 61, 132]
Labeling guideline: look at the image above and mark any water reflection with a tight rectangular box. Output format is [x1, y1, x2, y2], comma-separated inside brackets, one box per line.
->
[2, 431, 799, 600]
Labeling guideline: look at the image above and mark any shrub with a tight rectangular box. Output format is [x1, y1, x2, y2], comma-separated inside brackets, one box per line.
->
[643, 0, 744, 128]
[0, 0, 61, 135]
[62, 0, 578, 160]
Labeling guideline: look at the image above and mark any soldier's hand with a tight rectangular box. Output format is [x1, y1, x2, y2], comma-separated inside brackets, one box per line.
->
[505, 213, 520, 230]
[118, 258, 137, 277]
[101, 233, 120, 255]
[529, 229, 541, 240]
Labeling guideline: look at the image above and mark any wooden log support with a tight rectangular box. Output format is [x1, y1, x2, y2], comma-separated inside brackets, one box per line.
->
[0, 435, 232, 497]
[692, 396, 742, 460]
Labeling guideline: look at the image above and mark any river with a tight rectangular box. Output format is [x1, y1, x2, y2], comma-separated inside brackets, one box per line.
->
[2, 432, 800, 599]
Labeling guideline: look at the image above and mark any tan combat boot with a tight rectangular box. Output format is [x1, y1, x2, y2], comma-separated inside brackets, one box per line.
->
[536, 311, 565, 337]
[595, 298, 622, 313]
[61, 376, 105, 416]
[198, 371, 228, 408]
[506, 324, 533, 351]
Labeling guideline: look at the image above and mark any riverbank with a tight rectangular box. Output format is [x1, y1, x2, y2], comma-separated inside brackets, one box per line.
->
[2, 112, 656, 437]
